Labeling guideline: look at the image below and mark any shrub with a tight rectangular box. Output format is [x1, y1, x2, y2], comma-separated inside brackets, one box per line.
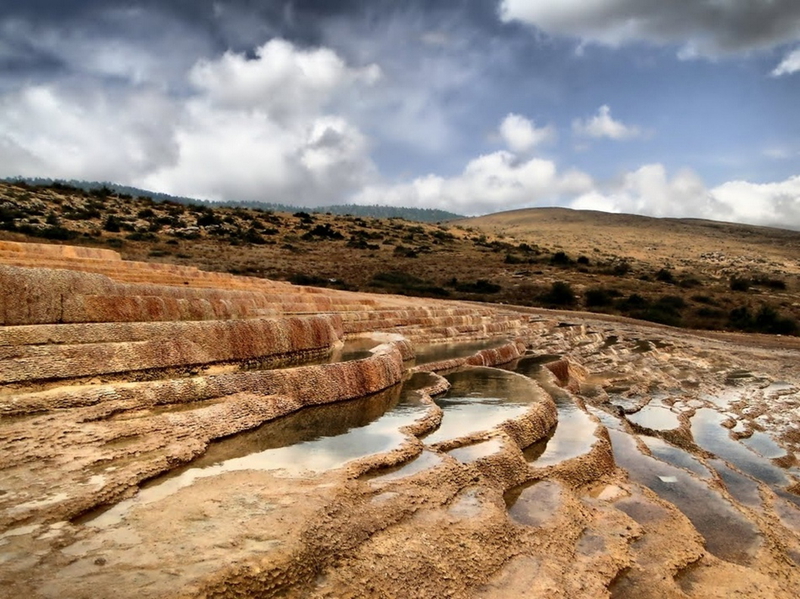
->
[243, 227, 267, 245]
[691, 294, 717, 305]
[393, 245, 418, 258]
[639, 306, 682, 327]
[126, 231, 158, 242]
[370, 271, 450, 297]
[656, 295, 686, 310]
[550, 251, 572, 266]
[696, 307, 725, 319]
[678, 275, 702, 288]
[585, 287, 613, 307]
[293, 211, 315, 224]
[655, 268, 674, 283]
[302, 224, 344, 241]
[35, 226, 77, 241]
[618, 294, 648, 310]
[0, 205, 24, 224]
[540, 281, 576, 306]
[103, 215, 122, 232]
[347, 236, 379, 250]
[454, 279, 502, 294]
[751, 276, 787, 290]
[196, 212, 221, 227]
[730, 277, 750, 292]
[63, 207, 102, 220]
[754, 305, 798, 335]
[726, 305, 797, 335]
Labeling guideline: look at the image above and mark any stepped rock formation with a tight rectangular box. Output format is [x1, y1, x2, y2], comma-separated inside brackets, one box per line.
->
[1, 241, 800, 598]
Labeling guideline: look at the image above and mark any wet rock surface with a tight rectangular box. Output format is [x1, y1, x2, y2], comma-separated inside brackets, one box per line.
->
[1, 243, 800, 598]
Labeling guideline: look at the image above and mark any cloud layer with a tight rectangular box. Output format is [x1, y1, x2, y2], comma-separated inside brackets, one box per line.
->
[499, 0, 800, 58]
[0, 2, 797, 229]
[0, 39, 380, 204]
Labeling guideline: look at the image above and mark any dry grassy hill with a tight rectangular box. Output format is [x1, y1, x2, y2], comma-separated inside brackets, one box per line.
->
[2, 181, 799, 335]
[455, 207, 800, 271]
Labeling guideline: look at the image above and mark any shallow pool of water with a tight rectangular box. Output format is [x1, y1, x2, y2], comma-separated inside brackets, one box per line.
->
[740, 431, 786, 460]
[627, 406, 681, 431]
[84, 374, 435, 527]
[608, 428, 761, 565]
[691, 408, 787, 487]
[366, 450, 444, 483]
[422, 367, 533, 445]
[524, 406, 596, 467]
[505, 480, 563, 527]
[640, 436, 711, 479]
[448, 438, 504, 463]
[413, 338, 509, 365]
[709, 459, 762, 509]
[512, 357, 597, 466]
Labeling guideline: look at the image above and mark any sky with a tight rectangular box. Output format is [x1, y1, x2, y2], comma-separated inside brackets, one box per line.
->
[0, 1, 799, 227]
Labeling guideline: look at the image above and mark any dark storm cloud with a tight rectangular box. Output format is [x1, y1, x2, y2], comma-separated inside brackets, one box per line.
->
[0, 1, 512, 87]
[500, 0, 800, 56]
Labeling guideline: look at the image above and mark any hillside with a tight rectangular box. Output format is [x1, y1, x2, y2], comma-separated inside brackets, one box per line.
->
[2, 178, 462, 222]
[1, 180, 799, 335]
[455, 207, 800, 267]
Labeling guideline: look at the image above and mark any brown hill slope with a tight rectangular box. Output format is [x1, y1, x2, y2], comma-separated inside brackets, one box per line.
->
[1, 181, 799, 335]
[455, 207, 800, 269]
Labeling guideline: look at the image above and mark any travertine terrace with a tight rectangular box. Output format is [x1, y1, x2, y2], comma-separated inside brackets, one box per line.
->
[2, 240, 800, 598]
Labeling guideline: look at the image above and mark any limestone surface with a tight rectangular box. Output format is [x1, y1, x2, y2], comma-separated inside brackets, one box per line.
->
[1, 243, 800, 599]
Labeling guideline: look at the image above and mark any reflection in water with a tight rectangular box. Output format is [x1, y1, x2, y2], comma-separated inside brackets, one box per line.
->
[85, 373, 435, 527]
[640, 436, 711, 479]
[524, 407, 595, 466]
[448, 439, 504, 463]
[295, 337, 383, 367]
[413, 338, 509, 365]
[740, 431, 786, 460]
[709, 459, 762, 509]
[505, 480, 563, 527]
[423, 367, 533, 445]
[513, 357, 596, 466]
[366, 450, 444, 483]
[608, 428, 761, 565]
[692, 409, 787, 487]
[627, 406, 680, 431]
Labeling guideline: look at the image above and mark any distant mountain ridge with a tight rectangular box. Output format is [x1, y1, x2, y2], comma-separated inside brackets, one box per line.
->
[2, 177, 462, 223]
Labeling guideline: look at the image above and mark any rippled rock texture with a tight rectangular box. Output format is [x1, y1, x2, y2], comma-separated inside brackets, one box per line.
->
[1, 241, 800, 598]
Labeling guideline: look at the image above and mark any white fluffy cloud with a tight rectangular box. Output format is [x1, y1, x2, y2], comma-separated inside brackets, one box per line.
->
[499, 113, 556, 153]
[570, 164, 714, 217]
[570, 164, 800, 228]
[772, 47, 800, 77]
[188, 40, 381, 120]
[0, 85, 178, 182]
[572, 105, 643, 140]
[0, 39, 380, 205]
[711, 176, 800, 226]
[354, 150, 593, 215]
[499, 0, 800, 59]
